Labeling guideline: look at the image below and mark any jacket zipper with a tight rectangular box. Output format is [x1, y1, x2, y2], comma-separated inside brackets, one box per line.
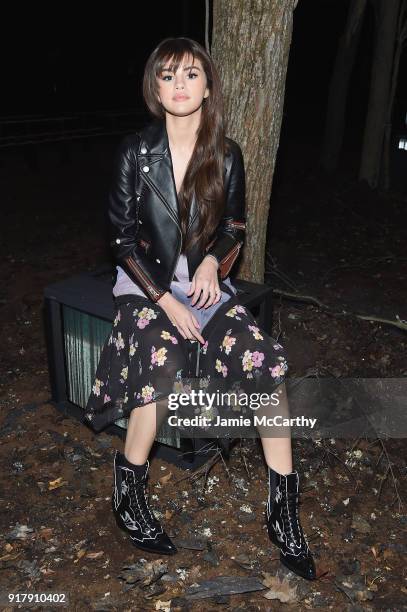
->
[226, 220, 246, 230]
[124, 256, 165, 302]
[219, 241, 243, 277]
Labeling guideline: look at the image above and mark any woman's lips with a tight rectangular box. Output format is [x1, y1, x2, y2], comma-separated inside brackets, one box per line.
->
[174, 96, 189, 101]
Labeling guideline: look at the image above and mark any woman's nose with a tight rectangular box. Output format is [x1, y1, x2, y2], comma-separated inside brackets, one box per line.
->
[175, 74, 185, 88]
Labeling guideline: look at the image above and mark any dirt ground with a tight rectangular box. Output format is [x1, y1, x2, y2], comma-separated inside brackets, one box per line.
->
[0, 137, 406, 610]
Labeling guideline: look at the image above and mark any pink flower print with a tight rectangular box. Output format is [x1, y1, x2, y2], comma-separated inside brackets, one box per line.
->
[141, 384, 155, 403]
[103, 393, 111, 403]
[135, 306, 158, 329]
[269, 363, 286, 378]
[161, 330, 178, 344]
[201, 340, 209, 354]
[252, 351, 264, 368]
[137, 318, 149, 329]
[151, 346, 168, 367]
[235, 305, 246, 314]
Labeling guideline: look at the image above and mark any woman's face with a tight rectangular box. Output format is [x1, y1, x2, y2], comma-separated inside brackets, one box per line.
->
[156, 53, 209, 118]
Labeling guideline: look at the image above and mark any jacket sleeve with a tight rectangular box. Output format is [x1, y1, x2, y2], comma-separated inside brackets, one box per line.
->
[205, 140, 246, 279]
[108, 135, 170, 302]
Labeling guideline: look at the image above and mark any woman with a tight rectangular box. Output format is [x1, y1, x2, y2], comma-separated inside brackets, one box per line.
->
[85, 37, 316, 581]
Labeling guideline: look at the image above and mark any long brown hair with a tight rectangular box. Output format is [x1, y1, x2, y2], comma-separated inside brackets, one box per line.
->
[142, 37, 229, 254]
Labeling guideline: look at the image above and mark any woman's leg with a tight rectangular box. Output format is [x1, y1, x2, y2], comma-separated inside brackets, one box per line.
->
[256, 382, 293, 474]
[124, 399, 170, 464]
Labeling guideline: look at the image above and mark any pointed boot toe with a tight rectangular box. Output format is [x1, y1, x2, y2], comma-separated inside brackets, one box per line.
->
[280, 549, 316, 581]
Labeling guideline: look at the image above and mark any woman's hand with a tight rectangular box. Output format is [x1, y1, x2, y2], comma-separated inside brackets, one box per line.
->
[187, 256, 222, 309]
[157, 292, 205, 344]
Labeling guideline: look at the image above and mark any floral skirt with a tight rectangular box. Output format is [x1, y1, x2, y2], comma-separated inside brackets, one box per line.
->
[84, 285, 289, 433]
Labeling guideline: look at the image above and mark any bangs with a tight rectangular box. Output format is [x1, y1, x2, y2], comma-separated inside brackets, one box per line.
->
[155, 48, 196, 77]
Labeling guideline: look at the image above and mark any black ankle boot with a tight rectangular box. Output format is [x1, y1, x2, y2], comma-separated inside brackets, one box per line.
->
[266, 466, 316, 581]
[112, 450, 177, 555]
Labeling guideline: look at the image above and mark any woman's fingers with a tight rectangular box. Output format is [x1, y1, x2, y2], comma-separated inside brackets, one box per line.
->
[197, 284, 221, 309]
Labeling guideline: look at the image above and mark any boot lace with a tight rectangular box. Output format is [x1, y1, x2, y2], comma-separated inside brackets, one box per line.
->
[128, 472, 159, 533]
[281, 491, 308, 551]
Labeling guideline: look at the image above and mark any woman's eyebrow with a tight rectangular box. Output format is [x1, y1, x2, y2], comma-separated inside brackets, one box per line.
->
[161, 65, 201, 72]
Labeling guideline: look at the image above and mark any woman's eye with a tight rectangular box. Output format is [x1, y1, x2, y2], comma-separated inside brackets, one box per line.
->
[161, 72, 198, 81]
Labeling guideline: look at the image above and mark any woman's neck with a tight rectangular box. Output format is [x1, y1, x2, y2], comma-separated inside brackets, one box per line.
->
[165, 112, 201, 152]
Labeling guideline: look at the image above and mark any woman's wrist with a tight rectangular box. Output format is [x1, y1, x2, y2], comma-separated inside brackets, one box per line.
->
[204, 254, 219, 269]
[157, 291, 173, 306]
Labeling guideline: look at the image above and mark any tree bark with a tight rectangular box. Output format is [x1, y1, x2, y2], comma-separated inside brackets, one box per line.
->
[359, 0, 401, 187]
[211, 0, 296, 283]
[383, 0, 407, 190]
[321, 0, 368, 172]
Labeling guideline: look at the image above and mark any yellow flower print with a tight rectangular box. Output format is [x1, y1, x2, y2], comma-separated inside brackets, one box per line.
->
[151, 346, 168, 368]
[221, 334, 236, 355]
[141, 385, 155, 403]
[160, 330, 178, 344]
[120, 366, 128, 381]
[242, 350, 254, 372]
[215, 359, 228, 377]
[248, 325, 263, 340]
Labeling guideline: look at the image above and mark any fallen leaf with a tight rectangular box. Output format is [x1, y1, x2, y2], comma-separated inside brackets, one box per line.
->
[371, 546, 379, 559]
[76, 549, 87, 559]
[159, 472, 173, 485]
[86, 551, 104, 559]
[39, 528, 54, 541]
[155, 600, 171, 612]
[261, 573, 298, 603]
[48, 477, 67, 490]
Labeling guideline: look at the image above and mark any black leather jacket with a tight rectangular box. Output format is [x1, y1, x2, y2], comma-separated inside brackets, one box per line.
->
[109, 118, 246, 302]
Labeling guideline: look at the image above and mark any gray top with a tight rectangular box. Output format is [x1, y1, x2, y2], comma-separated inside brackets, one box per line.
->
[113, 253, 237, 331]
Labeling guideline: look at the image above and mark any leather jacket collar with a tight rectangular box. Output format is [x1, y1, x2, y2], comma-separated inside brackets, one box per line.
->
[137, 118, 198, 232]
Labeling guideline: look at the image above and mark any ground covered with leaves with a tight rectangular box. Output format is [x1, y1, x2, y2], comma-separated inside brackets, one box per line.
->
[0, 138, 406, 610]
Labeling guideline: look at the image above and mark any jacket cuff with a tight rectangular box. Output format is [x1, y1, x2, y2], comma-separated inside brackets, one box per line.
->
[122, 255, 169, 303]
[205, 234, 244, 279]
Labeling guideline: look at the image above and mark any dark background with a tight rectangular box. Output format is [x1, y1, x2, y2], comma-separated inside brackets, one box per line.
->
[2, 0, 406, 150]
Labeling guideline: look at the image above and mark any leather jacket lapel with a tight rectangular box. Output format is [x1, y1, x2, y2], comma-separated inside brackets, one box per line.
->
[138, 119, 198, 232]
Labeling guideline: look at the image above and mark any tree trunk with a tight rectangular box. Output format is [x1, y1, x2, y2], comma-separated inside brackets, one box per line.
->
[359, 0, 401, 188]
[321, 0, 368, 172]
[211, 0, 296, 284]
[382, 0, 407, 190]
